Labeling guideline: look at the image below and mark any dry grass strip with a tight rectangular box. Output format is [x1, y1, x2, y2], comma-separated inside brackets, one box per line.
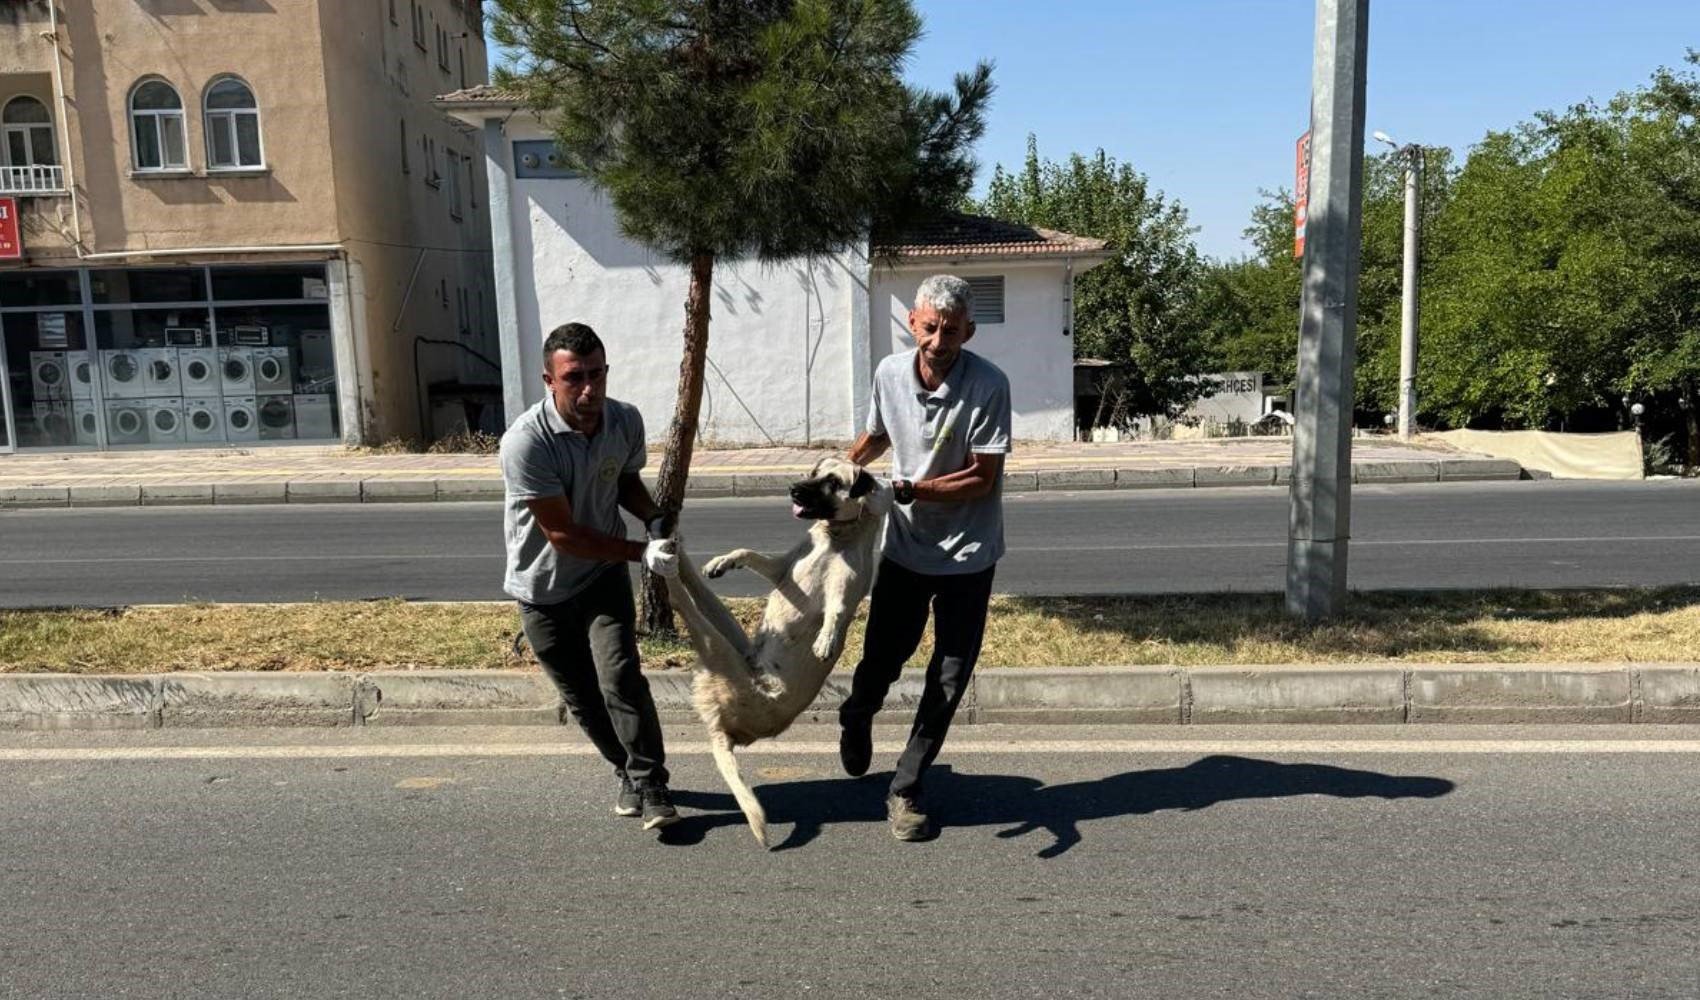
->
[2, 588, 1697, 675]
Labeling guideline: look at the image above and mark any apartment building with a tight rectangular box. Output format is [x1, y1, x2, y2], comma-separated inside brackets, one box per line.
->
[0, 0, 497, 452]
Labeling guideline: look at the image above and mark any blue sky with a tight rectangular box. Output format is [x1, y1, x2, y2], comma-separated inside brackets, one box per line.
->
[489, 1, 1700, 260]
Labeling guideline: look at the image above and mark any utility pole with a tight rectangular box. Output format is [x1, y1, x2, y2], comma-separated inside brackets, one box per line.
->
[1375, 131, 1421, 439]
[1287, 0, 1368, 621]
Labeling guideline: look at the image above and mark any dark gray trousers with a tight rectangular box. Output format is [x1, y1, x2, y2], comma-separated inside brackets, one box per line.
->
[840, 558, 996, 800]
[519, 567, 669, 788]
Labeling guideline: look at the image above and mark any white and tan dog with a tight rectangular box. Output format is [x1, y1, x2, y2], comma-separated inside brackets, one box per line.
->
[661, 457, 890, 847]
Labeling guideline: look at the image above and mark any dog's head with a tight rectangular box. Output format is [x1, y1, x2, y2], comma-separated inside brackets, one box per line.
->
[789, 458, 890, 523]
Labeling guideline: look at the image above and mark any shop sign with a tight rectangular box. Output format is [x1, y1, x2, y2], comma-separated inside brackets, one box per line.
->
[0, 197, 20, 260]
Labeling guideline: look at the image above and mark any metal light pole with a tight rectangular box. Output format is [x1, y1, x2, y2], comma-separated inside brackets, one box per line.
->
[1374, 130, 1421, 439]
[1286, 0, 1369, 621]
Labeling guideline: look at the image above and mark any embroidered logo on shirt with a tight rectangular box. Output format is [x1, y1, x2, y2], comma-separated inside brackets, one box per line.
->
[598, 457, 619, 483]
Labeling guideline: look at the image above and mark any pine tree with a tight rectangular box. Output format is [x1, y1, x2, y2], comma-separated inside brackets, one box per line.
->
[491, 0, 991, 634]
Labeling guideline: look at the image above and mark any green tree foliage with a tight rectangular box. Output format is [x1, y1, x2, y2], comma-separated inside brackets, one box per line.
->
[976, 136, 1207, 418]
[489, 0, 992, 630]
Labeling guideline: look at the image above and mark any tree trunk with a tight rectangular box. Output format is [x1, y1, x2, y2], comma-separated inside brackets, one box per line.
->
[1685, 380, 1700, 476]
[640, 250, 714, 638]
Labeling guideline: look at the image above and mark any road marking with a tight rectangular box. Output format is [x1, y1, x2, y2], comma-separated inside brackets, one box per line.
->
[2, 739, 1697, 763]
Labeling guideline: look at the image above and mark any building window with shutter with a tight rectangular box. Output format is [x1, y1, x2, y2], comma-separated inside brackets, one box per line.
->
[964, 275, 1005, 325]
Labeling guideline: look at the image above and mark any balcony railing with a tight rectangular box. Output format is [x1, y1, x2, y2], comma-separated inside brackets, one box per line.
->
[0, 164, 66, 195]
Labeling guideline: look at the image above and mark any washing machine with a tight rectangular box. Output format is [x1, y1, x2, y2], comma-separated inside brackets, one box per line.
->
[178, 348, 219, 396]
[254, 346, 293, 394]
[219, 349, 256, 394]
[139, 348, 181, 398]
[224, 395, 258, 442]
[291, 393, 337, 440]
[73, 399, 101, 445]
[105, 399, 148, 444]
[102, 349, 147, 400]
[69, 352, 95, 399]
[256, 395, 295, 440]
[183, 397, 223, 443]
[145, 398, 186, 444]
[30, 351, 69, 401]
[31, 401, 72, 445]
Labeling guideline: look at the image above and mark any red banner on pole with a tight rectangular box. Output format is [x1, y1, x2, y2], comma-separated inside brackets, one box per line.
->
[1293, 132, 1311, 259]
[0, 198, 20, 260]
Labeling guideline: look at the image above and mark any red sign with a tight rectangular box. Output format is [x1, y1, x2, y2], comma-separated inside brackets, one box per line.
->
[1293, 132, 1310, 259]
[0, 197, 19, 260]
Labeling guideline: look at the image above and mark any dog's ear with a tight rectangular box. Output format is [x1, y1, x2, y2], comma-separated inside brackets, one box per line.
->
[849, 469, 877, 498]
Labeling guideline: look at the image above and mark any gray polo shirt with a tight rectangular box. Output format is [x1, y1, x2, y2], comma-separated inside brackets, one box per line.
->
[500, 396, 646, 604]
[867, 348, 1012, 576]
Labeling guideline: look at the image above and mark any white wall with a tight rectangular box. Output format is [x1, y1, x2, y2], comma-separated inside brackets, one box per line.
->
[870, 264, 1077, 441]
[501, 123, 861, 445]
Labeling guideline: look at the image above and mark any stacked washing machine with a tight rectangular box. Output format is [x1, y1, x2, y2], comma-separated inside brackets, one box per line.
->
[219, 346, 258, 442]
[28, 351, 74, 446]
[178, 342, 223, 442]
[255, 345, 295, 440]
[99, 346, 149, 446]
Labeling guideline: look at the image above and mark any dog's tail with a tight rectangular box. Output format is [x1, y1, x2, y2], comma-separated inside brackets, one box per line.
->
[709, 732, 769, 849]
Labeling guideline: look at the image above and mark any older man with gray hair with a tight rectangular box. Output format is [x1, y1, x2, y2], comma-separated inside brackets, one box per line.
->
[839, 273, 1012, 841]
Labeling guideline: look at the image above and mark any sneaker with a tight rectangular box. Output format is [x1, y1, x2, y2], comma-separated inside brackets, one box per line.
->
[886, 794, 933, 842]
[614, 773, 642, 817]
[839, 715, 872, 777]
[640, 784, 680, 830]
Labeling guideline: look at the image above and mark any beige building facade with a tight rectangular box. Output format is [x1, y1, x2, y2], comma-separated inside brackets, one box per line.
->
[0, 0, 498, 452]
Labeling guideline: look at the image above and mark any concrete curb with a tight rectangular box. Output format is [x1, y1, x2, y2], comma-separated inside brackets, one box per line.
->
[0, 457, 1530, 509]
[2, 663, 1695, 730]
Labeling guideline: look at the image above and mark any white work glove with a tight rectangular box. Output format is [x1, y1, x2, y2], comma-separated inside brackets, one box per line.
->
[643, 538, 679, 578]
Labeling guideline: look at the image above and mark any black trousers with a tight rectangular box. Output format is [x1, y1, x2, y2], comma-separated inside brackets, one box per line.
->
[518, 567, 669, 788]
[840, 557, 996, 800]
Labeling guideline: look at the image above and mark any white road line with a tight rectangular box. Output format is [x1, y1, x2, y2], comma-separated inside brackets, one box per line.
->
[2, 739, 1698, 762]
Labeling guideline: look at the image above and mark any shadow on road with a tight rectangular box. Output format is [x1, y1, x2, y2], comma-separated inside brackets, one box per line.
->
[662, 754, 1455, 857]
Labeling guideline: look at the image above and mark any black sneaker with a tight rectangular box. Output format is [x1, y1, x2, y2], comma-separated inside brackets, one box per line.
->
[886, 794, 933, 842]
[614, 773, 641, 817]
[839, 715, 872, 777]
[640, 784, 680, 830]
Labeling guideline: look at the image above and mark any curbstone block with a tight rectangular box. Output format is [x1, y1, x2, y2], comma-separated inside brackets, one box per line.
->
[286, 480, 362, 503]
[1353, 461, 1441, 484]
[1194, 465, 1278, 488]
[1115, 467, 1195, 490]
[160, 672, 356, 727]
[0, 674, 159, 729]
[1408, 667, 1633, 723]
[1037, 468, 1117, 491]
[975, 667, 1183, 724]
[1002, 471, 1038, 493]
[684, 475, 736, 499]
[1440, 458, 1523, 482]
[360, 479, 438, 503]
[213, 482, 288, 505]
[1189, 667, 1405, 724]
[68, 485, 143, 507]
[0, 486, 71, 508]
[731, 473, 797, 497]
[141, 483, 214, 506]
[434, 479, 505, 502]
[1634, 666, 1700, 724]
[357, 670, 559, 726]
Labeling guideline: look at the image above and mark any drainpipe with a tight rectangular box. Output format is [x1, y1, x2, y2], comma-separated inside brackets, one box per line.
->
[43, 0, 83, 251]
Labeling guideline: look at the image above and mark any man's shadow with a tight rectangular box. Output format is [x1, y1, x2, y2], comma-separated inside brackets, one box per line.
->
[663, 755, 1454, 857]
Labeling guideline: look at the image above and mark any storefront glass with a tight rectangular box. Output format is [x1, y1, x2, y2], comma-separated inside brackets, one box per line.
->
[0, 263, 340, 450]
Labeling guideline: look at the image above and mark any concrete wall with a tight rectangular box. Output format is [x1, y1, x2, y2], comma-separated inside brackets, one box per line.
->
[500, 118, 860, 446]
[869, 263, 1077, 442]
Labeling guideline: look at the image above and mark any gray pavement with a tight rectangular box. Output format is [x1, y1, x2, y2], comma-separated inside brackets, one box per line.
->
[2, 479, 1696, 606]
[2, 723, 1697, 1000]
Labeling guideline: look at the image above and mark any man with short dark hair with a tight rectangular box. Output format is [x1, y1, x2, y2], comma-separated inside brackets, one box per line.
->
[500, 321, 682, 830]
[839, 274, 1012, 842]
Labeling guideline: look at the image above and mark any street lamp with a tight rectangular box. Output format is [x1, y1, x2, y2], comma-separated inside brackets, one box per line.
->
[1374, 129, 1421, 442]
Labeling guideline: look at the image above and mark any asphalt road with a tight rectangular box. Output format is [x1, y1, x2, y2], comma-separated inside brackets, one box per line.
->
[2, 723, 1697, 1000]
[1, 480, 1697, 607]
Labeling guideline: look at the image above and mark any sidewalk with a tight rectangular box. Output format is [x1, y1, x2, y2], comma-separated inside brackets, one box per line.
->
[0, 436, 1524, 508]
[2, 663, 1693, 729]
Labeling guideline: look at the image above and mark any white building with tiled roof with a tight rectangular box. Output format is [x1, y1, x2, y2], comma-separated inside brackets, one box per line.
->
[439, 86, 1109, 443]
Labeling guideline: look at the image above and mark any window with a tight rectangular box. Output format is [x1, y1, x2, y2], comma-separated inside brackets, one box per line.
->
[446, 149, 462, 219]
[2, 96, 56, 167]
[203, 77, 263, 170]
[422, 135, 439, 187]
[388, 0, 397, 23]
[399, 119, 409, 174]
[129, 80, 187, 171]
[457, 47, 466, 89]
[963, 275, 1005, 325]
[411, 1, 426, 49]
[437, 26, 450, 72]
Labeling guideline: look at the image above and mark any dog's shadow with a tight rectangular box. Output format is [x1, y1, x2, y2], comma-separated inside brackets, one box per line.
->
[661, 755, 1455, 857]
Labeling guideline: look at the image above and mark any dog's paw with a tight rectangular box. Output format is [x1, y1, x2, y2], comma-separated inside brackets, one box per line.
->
[703, 555, 736, 579]
[811, 633, 841, 662]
